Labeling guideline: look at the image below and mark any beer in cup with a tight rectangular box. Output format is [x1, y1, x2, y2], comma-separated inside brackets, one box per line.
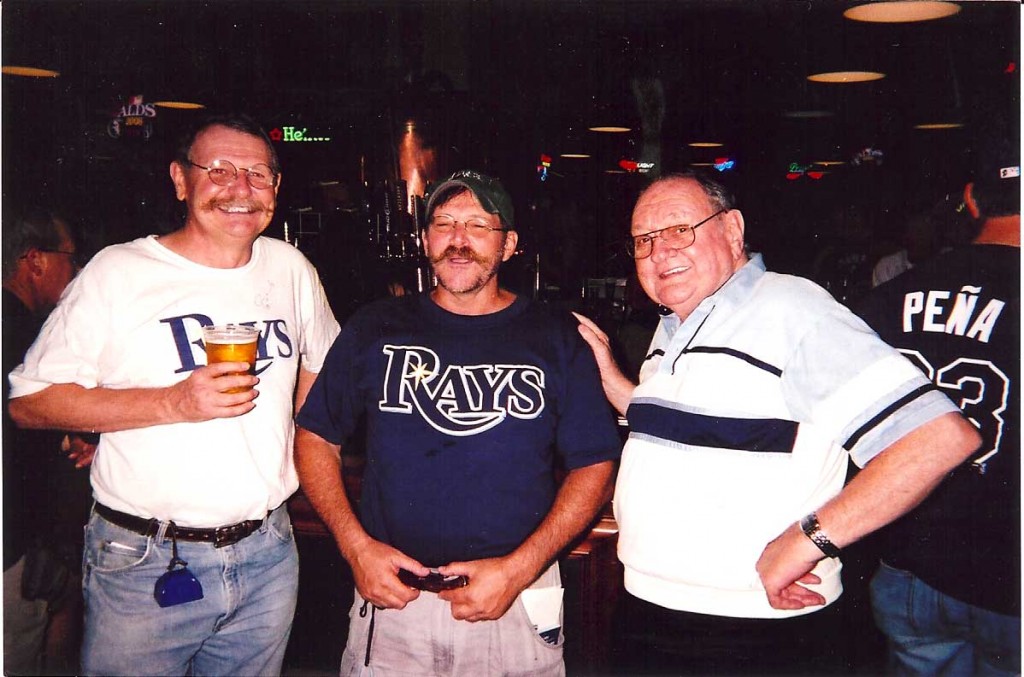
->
[202, 324, 259, 394]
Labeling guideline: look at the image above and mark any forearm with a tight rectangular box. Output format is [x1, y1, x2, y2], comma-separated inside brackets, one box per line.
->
[602, 370, 636, 416]
[757, 411, 981, 609]
[9, 383, 177, 433]
[505, 460, 616, 588]
[293, 426, 373, 563]
[814, 411, 981, 549]
[10, 361, 260, 433]
[573, 313, 636, 416]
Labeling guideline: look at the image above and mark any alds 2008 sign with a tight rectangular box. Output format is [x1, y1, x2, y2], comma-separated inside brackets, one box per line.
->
[109, 95, 157, 140]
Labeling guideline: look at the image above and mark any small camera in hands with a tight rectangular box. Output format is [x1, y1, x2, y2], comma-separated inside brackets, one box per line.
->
[398, 568, 468, 593]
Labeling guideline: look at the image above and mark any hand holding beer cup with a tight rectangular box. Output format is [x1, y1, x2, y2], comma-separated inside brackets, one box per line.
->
[202, 324, 259, 394]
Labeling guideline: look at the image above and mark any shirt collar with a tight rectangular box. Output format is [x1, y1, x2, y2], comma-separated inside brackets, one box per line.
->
[658, 253, 766, 337]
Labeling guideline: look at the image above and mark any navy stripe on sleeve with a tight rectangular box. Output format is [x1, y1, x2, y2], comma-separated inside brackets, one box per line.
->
[628, 401, 798, 453]
[842, 383, 937, 451]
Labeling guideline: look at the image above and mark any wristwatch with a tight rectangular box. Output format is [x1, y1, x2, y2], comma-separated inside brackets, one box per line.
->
[799, 512, 841, 558]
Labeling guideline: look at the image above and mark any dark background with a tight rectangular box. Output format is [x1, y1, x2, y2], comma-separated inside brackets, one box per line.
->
[3, 3, 1018, 674]
[3, 1, 1019, 311]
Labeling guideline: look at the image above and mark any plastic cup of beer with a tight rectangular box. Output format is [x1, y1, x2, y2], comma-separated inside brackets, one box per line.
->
[202, 324, 259, 394]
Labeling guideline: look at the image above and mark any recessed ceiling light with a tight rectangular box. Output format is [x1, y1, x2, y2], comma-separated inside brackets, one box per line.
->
[153, 101, 206, 110]
[2, 66, 60, 78]
[844, 1, 961, 23]
[808, 71, 886, 83]
[588, 126, 631, 133]
[560, 153, 591, 159]
[783, 110, 834, 119]
[688, 142, 724, 148]
[913, 122, 965, 130]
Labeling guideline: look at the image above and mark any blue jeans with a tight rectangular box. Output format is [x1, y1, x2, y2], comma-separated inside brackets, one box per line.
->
[870, 561, 1021, 676]
[80, 503, 298, 676]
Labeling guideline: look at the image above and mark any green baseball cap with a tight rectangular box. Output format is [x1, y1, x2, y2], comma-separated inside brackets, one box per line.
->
[424, 170, 515, 228]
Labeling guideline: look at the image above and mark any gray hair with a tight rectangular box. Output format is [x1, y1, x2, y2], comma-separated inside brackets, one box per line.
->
[638, 171, 737, 212]
[2, 209, 69, 280]
[174, 113, 280, 174]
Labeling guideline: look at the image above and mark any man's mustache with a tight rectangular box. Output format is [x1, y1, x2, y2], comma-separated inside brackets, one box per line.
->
[430, 245, 485, 264]
[202, 198, 267, 213]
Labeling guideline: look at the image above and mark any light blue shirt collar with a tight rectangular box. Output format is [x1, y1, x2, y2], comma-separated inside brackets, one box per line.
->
[658, 253, 766, 340]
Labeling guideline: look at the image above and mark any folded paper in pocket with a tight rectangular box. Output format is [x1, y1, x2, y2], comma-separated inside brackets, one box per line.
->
[521, 586, 563, 644]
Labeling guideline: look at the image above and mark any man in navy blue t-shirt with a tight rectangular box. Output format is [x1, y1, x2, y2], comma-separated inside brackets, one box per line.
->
[295, 170, 621, 676]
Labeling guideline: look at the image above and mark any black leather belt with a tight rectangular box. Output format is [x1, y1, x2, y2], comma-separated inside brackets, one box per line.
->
[95, 503, 265, 548]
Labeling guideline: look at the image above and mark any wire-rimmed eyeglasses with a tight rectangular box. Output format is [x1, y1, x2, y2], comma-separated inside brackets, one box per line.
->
[428, 216, 508, 237]
[626, 209, 726, 259]
[186, 158, 279, 190]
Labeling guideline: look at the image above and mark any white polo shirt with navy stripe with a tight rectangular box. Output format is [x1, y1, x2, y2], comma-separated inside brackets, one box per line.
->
[614, 254, 958, 618]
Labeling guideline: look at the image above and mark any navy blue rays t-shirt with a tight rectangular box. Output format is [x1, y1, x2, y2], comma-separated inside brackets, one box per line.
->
[297, 293, 620, 567]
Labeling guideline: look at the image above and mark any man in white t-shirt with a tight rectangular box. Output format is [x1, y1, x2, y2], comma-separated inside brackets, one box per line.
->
[8, 114, 340, 676]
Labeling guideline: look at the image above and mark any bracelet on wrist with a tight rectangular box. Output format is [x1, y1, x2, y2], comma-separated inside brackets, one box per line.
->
[799, 512, 841, 558]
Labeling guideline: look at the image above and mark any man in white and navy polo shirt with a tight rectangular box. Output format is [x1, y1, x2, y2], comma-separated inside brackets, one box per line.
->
[575, 171, 980, 675]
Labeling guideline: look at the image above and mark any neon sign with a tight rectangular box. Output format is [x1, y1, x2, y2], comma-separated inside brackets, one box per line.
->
[268, 126, 331, 143]
[537, 154, 551, 181]
[713, 157, 735, 172]
[619, 159, 655, 173]
[108, 95, 157, 140]
[851, 147, 884, 166]
[536, 153, 552, 181]
[786, 163, 824, 180]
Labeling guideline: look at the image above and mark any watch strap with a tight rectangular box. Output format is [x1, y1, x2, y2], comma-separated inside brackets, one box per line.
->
[799, 512, 841, 558]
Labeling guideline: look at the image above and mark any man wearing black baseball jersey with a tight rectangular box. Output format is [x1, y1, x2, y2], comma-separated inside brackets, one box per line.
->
[857, 132, 1020, 675]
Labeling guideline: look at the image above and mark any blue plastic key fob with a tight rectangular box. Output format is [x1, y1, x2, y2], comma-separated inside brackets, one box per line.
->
[154, 566, 204, 608]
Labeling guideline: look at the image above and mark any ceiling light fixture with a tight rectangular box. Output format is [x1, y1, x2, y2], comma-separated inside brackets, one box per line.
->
[913, 122, 965, 130]
[588, 126, 631, 133]
[153, 101, 206, 110]
[844, 1, 961, 23]
[813, 161, 846, 166]
[807, 71, 886, 83]
[688, 142, 724, 148]
[2, 66, 60, 78]
[560, 153, 591, 159]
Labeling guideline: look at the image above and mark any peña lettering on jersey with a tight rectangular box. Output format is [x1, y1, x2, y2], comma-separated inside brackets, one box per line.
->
[902, 285, 1005, 343]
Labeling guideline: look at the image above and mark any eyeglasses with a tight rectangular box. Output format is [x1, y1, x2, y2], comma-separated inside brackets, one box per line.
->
[186, 158, 279, 190]
[627, 209, 726, 259]
[428, 216, 507, 237]
[34, 248, 84, 267]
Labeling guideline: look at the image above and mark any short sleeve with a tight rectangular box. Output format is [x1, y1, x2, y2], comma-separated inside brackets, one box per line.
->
[295, 258, 341, 374]
[782, 305, 959, 467]
[9, 256, 114, 397]
[295, 317, 364, 445]
[554, 324, 623, 470]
